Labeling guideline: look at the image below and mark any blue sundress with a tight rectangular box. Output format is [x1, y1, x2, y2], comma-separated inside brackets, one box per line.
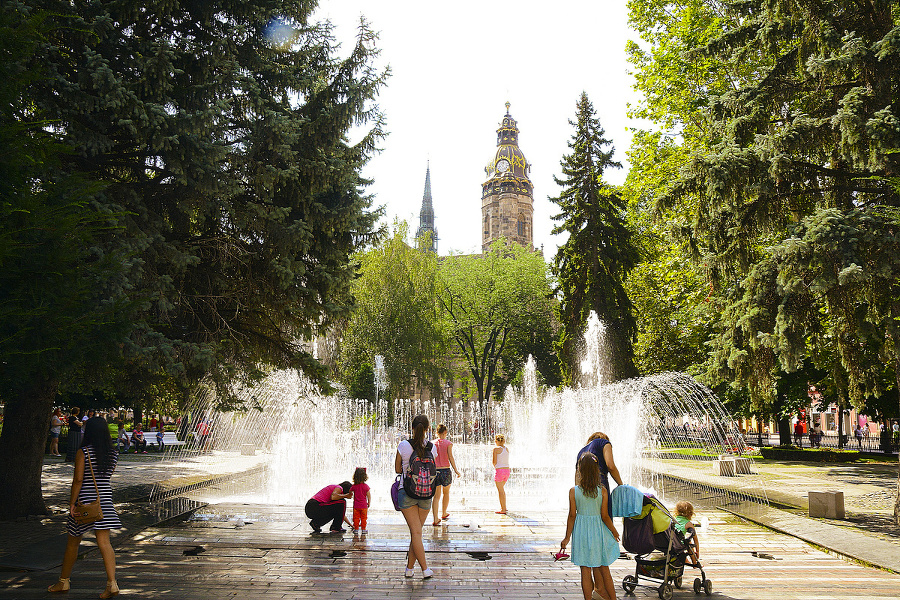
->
[571, 486, 619, 567]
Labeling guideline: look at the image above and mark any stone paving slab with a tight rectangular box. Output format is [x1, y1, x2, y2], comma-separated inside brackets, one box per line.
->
[4, 504, 900, 599]
[0, 452, 265, 567]
[724, 503, 900, 575]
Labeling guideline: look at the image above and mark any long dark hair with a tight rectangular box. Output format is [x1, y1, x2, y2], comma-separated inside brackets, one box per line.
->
[577, 453, 600, 499]
[410, 414, 430, 458]
[81, 416, 116, 473]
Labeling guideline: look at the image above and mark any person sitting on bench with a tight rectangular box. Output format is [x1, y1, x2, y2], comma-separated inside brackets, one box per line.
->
[132, 424, 148, 453]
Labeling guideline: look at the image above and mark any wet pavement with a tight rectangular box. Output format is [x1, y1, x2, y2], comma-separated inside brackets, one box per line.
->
[4, 500, 900, 599]
[1, 453, 899, 599]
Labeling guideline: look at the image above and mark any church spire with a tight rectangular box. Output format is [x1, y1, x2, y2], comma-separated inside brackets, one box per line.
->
[416, 162, 437, 253]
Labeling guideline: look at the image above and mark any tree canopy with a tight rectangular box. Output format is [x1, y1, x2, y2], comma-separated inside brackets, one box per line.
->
[551, 92, 640, 383]
[0, 0, 386, 517]
[626, 0, 900, 522]
[438, 239, 556, 404]
[338, 222, 449, 401]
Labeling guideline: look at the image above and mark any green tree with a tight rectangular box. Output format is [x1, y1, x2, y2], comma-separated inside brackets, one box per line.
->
[633, 0, 900, 521]
[550, 92, 640, 384]
[438, 239, 556, 404]
[1, 0, 385, 517]
[339, 222, 448, 401]
[0, 5, 135, 517]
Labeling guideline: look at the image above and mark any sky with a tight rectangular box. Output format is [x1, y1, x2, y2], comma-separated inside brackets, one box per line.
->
[315, 1, 640, 256]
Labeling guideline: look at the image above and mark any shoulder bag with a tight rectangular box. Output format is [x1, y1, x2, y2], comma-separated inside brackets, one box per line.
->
[72, 448, 104, 525]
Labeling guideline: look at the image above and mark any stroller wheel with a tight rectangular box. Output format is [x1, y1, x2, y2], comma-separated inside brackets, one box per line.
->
[674, 576, 683, 589]
[658, 583, 674, 600]
[693, 578, 702, 594]
[703, 579, 713, 596]
[623, 575, 637, 594]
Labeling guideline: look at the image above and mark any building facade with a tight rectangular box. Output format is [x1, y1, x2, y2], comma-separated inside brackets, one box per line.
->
[481, 103, 533, 252]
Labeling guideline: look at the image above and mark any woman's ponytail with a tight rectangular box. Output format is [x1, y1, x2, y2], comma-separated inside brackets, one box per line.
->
[410, 414, 430, 458]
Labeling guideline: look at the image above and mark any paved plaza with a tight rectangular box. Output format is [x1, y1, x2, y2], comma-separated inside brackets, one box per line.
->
[1, 454, 899, 599]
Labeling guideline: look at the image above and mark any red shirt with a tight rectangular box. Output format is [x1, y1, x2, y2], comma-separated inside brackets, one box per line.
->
[350, 483, 370, 509]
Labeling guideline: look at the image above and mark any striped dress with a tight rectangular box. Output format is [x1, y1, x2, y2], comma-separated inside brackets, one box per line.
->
[66, 444, 122, 536]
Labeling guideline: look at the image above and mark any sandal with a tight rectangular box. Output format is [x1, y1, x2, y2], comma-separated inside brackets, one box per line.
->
[432, 521, 441, 526]
[495, 510, 507, 514]
[441, 514, 450, 520]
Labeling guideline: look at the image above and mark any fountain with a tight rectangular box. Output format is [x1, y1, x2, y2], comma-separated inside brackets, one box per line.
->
[150, 312, 767, 512]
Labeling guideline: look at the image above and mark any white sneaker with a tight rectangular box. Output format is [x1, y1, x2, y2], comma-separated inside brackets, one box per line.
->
[404, 568, 414, 578]
[422, 568, 434, 579]
[361, 529, 367, 534]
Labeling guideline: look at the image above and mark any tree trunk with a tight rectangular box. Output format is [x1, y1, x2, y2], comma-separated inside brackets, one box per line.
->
[133, 402, 144, 430]
[0, 380, 58, 518]
[778, 415, 792, 446]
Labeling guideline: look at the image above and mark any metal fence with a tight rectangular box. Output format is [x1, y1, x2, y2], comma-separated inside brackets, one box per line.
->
[744, 431, 899, 453]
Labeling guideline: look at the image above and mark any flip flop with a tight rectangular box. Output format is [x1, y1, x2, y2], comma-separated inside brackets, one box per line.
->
[495, 510, 507, 514]
[441, 514, 450, 520]
[432, 521, 441, 526]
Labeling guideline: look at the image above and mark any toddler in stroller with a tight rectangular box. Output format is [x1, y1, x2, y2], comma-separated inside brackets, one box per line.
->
[620, 494, 711, 599]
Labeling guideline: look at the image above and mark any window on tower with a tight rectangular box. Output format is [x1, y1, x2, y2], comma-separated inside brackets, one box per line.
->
[517, 214, 525, 237]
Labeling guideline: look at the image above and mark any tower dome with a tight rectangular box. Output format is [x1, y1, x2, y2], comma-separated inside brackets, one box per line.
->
[481, 103, 534, 252]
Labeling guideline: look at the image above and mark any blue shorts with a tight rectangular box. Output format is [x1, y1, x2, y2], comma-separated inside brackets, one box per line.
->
[398, 487, 433, 511]
[435, 468, 453, 487]
[50, 431, 60, 439]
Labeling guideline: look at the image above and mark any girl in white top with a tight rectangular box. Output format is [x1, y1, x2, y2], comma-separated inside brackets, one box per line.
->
[395, 414, 437, 579]
[492, 434, 510, 514]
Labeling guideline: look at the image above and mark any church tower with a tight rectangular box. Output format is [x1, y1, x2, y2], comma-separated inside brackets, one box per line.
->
[481, 103, 533, 252]
[416, 162, 437, 253]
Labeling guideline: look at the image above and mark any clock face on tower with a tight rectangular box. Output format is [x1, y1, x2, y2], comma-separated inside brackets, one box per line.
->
[496, 159, 510, 173]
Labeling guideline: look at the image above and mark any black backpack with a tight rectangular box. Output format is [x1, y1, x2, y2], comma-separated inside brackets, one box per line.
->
[403, 441, 437, 499]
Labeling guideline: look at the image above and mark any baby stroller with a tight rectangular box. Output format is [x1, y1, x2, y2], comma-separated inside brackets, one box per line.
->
[620, 494, 711, 599]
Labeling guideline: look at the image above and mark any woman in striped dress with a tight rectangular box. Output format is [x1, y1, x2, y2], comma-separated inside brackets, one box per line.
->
[49, 416, 122, 598]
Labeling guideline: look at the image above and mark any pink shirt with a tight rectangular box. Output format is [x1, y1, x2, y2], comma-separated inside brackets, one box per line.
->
[434, 438, 452, 468]
[312, 485, 343, 505]
[350, 483, 370, 509]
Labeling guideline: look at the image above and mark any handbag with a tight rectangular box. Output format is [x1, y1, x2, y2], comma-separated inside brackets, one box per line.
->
[390, 474, 402, 511]
[72, 448, 104, 525]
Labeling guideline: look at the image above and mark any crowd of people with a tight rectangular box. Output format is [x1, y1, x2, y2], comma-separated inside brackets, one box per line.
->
[300, 416, 671, 600]
[47, 409, 216, 457]
[44, 407, 702, 600]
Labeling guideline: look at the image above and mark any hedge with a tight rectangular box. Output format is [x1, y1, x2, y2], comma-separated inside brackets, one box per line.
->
[760, 446, 861, 463]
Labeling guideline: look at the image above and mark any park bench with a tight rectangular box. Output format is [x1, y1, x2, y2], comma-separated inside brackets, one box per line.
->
[120, 430, 186, 450]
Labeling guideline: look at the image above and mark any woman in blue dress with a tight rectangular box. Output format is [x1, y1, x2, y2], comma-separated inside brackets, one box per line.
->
[561, 453, 620, 600]
[49, 416, 122, 598]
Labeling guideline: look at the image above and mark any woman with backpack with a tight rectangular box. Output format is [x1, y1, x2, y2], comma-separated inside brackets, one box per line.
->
[395, 414, 437, 579]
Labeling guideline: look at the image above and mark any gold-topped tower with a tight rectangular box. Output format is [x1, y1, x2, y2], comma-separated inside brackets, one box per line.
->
[481, 103, 533, 251]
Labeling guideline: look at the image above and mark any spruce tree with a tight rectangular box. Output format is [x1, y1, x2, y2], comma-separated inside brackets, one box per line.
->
[0, 0, 385, 517]
[643, 0, 900, 522]
[550, 92, 640, 384]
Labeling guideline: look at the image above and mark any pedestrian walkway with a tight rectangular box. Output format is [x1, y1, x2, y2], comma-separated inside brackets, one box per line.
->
[645, 455, 900, 562]
[4, 502, 900, 599]
[2, 453, 899, 599]
[0, 451, 266, 571]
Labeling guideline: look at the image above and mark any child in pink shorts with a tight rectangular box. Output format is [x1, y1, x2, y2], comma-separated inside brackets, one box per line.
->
[492, 434, 510, 514]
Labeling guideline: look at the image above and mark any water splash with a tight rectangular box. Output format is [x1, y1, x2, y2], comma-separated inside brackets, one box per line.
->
[151, 312, 766, 510]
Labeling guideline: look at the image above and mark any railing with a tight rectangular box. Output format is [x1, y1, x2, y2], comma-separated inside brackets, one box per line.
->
[743, 431, 898, 453]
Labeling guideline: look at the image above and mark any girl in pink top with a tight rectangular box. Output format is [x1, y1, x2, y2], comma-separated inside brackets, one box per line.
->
[431, 424, 461, 526]
[349, 467, 372, 533]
